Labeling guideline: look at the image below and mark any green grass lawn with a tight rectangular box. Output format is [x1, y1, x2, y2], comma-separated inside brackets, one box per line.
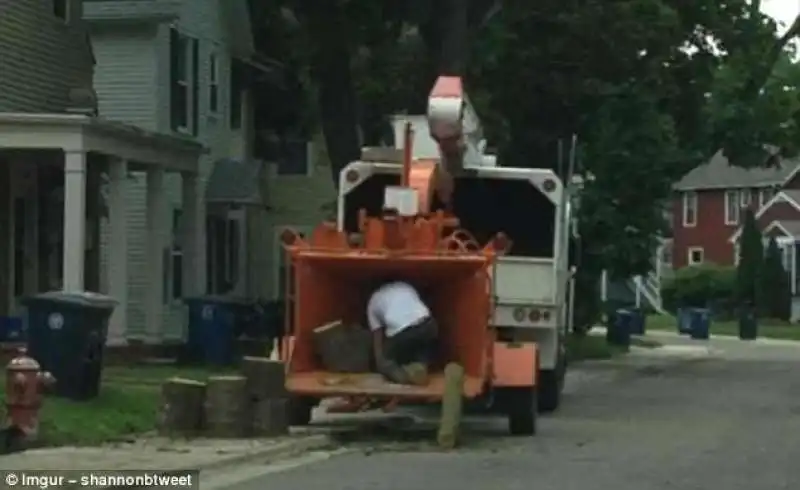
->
[0, 364, 230, 447]
[646, 314, 800, 341]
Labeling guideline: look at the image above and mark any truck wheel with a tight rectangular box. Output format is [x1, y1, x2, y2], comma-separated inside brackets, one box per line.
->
[538, 358, 566, 413]
[507, 386, 537, 436]
[287, 396, 315, 426]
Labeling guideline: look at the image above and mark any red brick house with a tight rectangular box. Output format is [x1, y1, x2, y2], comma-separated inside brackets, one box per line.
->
[728, 189, 800, 295]
[672, 151, 800, 268]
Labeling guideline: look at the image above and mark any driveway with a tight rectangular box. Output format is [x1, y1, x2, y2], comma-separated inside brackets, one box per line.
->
[202, 337, 800, 490]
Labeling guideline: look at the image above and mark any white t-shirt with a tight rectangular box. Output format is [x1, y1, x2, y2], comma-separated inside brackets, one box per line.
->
[366, 281, 430, 338]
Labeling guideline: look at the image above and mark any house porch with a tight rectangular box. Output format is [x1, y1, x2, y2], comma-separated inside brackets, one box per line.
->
[0, 113, 206, 344]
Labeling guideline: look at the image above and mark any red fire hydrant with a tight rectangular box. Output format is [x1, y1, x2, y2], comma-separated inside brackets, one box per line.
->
[4, 348, 55, 440]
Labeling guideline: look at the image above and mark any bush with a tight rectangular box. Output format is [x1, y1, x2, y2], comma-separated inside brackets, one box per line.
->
[662, 263, 737, 317]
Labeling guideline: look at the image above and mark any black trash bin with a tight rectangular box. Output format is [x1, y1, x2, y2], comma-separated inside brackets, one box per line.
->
[606, 308, 633, 348]
[184, 296, 249, 365]
[738, 304, 758, 340]
[23, 291, 117, 401]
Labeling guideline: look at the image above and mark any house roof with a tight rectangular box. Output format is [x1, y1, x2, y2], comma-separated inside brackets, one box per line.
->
[673, 150, 799, 191]
[765, 220, 800, 238]
[206, 158, 264, 204]
[729, 189, 800, 242]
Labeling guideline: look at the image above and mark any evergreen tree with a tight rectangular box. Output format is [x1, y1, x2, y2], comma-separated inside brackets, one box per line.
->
[760, 237, 792, 320]
[736, 209, 763, 308]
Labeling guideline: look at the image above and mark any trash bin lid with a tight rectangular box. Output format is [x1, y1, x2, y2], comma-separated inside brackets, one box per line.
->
[27, 291, 118, 309]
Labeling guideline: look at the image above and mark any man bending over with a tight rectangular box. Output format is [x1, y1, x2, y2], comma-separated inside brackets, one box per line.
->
[367, 281, 438, 384]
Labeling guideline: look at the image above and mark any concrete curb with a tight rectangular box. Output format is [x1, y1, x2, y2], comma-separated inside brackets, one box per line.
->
[102, 434, 335, 489]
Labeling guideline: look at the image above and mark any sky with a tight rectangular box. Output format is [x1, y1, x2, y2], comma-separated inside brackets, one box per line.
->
[762, 0, 799, 33]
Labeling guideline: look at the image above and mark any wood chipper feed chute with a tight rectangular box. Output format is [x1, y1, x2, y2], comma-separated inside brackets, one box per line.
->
[278, 218, 508, 401]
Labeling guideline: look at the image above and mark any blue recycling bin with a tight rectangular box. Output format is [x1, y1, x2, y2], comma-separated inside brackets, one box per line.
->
[606, 308, 633, 348]
[0, 316, 23, 342]
[184, 296, 242, 366]
[688, 307, 711, 340]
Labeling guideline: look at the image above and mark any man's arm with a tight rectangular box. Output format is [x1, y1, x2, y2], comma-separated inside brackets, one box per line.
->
[367, 306, 384, 362]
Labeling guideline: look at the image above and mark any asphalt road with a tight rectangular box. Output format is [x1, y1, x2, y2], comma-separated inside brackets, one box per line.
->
[209, 341, 800, 490]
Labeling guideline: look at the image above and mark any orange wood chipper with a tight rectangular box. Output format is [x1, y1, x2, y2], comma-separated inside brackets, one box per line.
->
[278, 76, 579, 440]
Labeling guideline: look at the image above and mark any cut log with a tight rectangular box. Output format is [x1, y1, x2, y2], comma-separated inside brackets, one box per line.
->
[158, 377, 206, 437]
[437, 362, 465, 449]
[204, 375, 249, 438]
[312, 320, 372, 373]
[241, 356, 286, 401]
[252, 398, 289, 437]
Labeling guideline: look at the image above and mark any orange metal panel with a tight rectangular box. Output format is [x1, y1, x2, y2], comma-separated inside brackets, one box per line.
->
[286, 371, 484, 400]
[492, 342, 537, 387]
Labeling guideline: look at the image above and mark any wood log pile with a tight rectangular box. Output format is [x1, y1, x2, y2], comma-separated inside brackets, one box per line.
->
[157, 356, 290, 438]
[312, 320, 372, 372]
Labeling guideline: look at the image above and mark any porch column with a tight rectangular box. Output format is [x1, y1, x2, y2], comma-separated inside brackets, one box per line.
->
[145, 168, 167, 343]
[107, 158, 128, 344]
[181, 172, 205, 296]
[62, 150, 86, 292]
[0, 163, 10, 315]
[23, 166, 39, 295]
[792, 243, 797, 296]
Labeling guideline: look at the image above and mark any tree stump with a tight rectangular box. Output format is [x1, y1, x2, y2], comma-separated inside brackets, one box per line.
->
[437, 362, 465, 449]
[312, 320, 372, 372]
[252, 398, 289, 436]
[204, 376, 249, 438]
[241, 357, 286, 401]
[158, 378, 206, 437]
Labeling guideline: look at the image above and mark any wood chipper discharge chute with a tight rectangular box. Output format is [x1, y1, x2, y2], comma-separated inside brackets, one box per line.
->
[279, 212, 509, 401]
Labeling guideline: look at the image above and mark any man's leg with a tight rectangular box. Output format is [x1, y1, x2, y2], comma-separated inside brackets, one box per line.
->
[379, 328, 421, 383]
[411, 317, 438, 365]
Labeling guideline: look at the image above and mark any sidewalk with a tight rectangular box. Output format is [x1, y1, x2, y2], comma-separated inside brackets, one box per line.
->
[0, 432, 334, 472]
[591, 325, 800, 346]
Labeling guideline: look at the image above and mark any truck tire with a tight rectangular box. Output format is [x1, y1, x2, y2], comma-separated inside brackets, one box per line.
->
[506, 386, 537, 436]
[287, 396, 316, 426]
[538, 358, 566, 413]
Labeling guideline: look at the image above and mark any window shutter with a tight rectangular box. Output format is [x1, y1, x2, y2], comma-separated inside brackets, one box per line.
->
[169, 28, 181, 131]
[191, 39, 199, 136]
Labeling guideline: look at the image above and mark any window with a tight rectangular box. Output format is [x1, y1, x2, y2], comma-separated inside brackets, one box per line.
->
[209, 53, 219, 113]
[276, 140, 312, 176]
[688, 247, 704, 266]
[682, 191, 697, 227]
[53, 0, 68, 21]
[739, 188, 752, 207]
[229, 62, 243, 129]
[164, 210, 183, 302]
[759, 187, 776, 208]
[724, 190, 740, 225]
[169, 29, 199, 134]
[206, 212, 242, 295]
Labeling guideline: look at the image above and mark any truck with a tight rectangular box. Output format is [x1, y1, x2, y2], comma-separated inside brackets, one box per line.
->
[280, 75, 576, 438]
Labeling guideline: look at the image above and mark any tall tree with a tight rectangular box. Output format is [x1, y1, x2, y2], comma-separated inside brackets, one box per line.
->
[737, 209, 763, 308]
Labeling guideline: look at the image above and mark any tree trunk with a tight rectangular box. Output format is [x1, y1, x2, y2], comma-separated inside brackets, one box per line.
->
[298, 1, 361, 186]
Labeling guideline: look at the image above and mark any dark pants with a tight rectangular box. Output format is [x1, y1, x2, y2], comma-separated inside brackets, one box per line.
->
[384, 316, 438, 366]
